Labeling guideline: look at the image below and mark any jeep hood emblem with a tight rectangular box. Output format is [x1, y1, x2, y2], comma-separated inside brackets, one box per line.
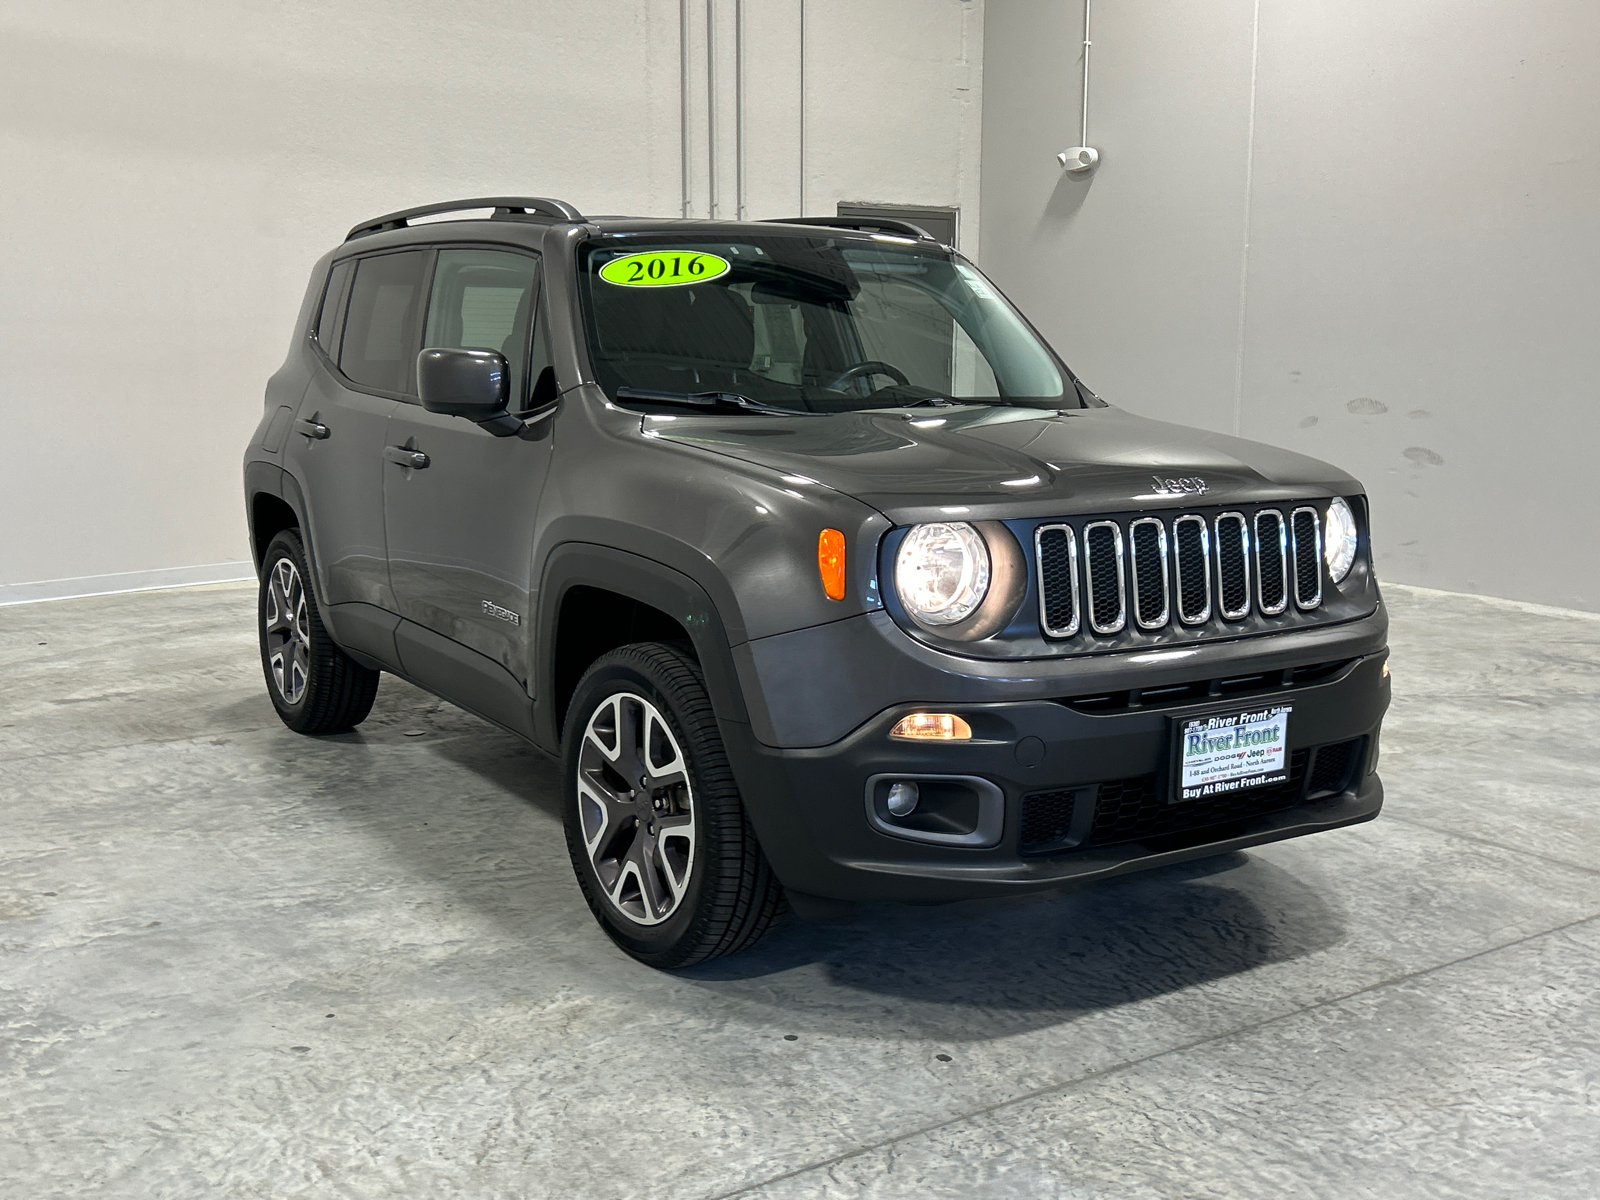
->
[1151, 475, 1208, 496]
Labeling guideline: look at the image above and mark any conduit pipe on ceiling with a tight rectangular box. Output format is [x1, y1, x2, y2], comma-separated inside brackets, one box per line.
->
[1058, 0, 1099, 172]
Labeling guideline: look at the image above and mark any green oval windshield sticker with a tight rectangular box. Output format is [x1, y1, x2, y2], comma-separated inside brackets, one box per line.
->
[599, 250, 732, 288]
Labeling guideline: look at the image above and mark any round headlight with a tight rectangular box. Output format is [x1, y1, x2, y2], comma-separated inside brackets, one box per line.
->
[895, 522, 991, 626]
[1325, 497, 1359, 584]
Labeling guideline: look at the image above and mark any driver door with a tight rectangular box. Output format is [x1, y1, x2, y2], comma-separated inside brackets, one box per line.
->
[382, 247, 555, 731]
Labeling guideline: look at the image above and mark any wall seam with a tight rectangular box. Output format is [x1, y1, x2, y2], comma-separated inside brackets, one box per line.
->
[1231, 0, 1262, 436]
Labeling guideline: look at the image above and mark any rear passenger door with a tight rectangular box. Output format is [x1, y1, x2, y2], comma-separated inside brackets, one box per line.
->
[294, 249, 430, 620]
[382, 247, 556, 733]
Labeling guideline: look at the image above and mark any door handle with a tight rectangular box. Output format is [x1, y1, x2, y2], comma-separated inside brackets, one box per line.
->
[295, 418, 329, 440]
[384, 445, 430, 469]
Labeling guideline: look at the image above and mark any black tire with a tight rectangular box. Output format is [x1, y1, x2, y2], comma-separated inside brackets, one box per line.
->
[562, 642, 786, 968]
[258, 529, 380, 734]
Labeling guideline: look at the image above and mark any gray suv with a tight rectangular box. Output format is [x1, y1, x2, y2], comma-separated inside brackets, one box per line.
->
[243, 197, 1390, 968]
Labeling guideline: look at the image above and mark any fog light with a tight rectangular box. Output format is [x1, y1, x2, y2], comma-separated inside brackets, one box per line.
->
[886, 781, 920, 817]
[890, 713, 973, 741]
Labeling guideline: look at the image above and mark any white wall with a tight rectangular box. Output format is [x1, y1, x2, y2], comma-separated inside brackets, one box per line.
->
[981, 0, 1600, 611]
[0, 0, 981, 595]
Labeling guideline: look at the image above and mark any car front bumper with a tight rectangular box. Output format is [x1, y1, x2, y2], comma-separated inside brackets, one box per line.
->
[723, 611, 1390, 903]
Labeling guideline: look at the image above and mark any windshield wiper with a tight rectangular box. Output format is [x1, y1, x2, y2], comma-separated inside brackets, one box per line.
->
[614, 387, 813, 417]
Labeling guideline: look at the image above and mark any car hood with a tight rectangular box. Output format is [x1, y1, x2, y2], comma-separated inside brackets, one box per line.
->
[649, 403, 1361, 523]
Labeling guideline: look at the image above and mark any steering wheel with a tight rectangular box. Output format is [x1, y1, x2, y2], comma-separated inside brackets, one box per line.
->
[823, 360, 911, 392]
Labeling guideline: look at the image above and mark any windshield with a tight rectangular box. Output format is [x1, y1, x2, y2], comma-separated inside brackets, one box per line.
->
[578, 235, 1072, 414]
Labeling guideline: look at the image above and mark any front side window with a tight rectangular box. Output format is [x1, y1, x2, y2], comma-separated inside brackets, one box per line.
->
[423, 249, 542, 408]
[578, 236, 1068, 413]
[340, 251, 429, 394]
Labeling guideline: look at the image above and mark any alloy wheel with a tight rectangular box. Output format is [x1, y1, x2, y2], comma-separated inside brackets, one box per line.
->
[576, 692, 697, 926]
[264, 558, 311, 705]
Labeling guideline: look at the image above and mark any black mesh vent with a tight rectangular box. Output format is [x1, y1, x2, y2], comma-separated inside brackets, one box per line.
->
[1037, 526, 1078, 636]
[1173, 518, 1209, 622]
[1084, 524, 1125, 633]
[1130, 521, 1168, 628]
[1019, 789, 1078, 854]
[1293, 509, 1322, 608]
[1256, 511, 1287, 613]
[1085, 749, 1311, 849]
[1307, 738, 1361, 796]
[1215, 515, 1249, 618]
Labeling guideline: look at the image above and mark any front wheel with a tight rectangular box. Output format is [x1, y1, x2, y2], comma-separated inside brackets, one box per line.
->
[258, 529, 379, 734]
[562, 642, 785, 968]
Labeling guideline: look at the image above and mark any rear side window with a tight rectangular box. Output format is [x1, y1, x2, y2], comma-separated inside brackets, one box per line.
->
[423, 249, 540, 406]
[315, 260, 353, 360]
[340, 251, 429, 394]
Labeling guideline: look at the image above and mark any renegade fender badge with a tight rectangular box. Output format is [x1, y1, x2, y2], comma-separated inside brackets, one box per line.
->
[481, 600, 521, 625]
[1151, 475, 1208, 495]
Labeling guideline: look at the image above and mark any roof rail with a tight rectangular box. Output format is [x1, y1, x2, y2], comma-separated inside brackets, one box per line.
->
[761, 215, 936, 241]
[345, 197, 586, 241]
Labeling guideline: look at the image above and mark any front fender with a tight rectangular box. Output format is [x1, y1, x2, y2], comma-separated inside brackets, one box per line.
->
[532, 542, 764, 752]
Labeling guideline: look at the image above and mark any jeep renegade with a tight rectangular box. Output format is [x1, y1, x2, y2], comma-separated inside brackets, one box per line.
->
[243, 197, 1389, 968]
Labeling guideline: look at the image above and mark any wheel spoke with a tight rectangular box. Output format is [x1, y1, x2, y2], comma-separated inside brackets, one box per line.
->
[642, 710, 685, 782]
[628, 831, 671, 919]
[576, 773, 631, 855]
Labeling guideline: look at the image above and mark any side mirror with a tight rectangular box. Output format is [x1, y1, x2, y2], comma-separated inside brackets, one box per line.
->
[417, 347, 509, 420]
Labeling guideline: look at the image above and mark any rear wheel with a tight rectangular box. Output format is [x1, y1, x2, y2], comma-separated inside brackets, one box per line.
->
[258, 529, 379, 734]
[562, 642, 785, 968]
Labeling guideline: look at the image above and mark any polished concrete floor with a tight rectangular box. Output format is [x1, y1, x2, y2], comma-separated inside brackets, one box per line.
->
[3, 582, 1598, 1199]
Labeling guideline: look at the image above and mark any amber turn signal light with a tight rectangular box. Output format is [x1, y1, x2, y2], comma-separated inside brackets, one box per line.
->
[818, 528, 846, 600]
[890, 713, 973, 741]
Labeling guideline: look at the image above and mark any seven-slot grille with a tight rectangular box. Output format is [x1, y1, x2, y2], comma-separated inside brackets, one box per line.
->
[1037, 504, 1326, 639]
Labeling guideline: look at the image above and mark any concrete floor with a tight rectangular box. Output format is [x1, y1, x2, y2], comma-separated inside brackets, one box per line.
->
[2, 582, 1598, 1199]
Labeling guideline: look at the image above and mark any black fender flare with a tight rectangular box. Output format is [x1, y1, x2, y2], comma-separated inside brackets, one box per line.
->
[243, 461, 340, 633]
[532, 542, 760, 753]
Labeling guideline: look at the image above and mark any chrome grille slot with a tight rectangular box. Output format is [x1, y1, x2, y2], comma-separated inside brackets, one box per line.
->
[1291, 506, 1323, 609]
[1172, 515, 1211, 625]
[1128, 517, 1170, 629]
[1254, 509, 1289, 615]
[1082, 521, 1127, 634]
[1035, 524, 1080, 638]
[1214, 512, 1251, 620]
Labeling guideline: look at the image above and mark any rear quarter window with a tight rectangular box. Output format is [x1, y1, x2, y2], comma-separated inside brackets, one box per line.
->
[315, 260, 354, 360]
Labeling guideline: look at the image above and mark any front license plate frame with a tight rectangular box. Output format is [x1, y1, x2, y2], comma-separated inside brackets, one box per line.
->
[1169, 704, 1295, 803]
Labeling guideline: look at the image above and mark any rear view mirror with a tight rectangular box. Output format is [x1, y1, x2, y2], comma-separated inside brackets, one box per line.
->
[417, 347, 509, 420]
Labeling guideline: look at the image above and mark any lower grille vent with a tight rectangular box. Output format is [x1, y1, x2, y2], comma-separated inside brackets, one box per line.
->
[1018, 789, 1078, 855]
[1307, 738, 1362, 796]
[1018, 734, 1366, 856]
